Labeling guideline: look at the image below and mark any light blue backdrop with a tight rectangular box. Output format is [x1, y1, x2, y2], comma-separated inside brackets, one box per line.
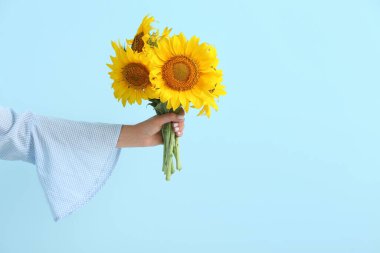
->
[1, 0, 379, 252]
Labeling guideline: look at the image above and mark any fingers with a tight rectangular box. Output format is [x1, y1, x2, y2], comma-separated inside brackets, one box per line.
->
[172, 108, 185, 137]
[152, 110, 185, 137]
[172, 120, 184, 137]
[156, 112, 184, 126]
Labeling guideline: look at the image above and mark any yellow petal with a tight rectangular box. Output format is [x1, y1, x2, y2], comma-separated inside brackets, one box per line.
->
[171, 93, 181, 110]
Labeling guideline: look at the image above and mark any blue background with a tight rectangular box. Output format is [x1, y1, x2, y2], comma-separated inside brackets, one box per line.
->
[1, 0, 380, 252]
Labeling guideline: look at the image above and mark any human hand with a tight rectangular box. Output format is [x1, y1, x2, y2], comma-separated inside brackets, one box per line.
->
[116, 109, 185, 148]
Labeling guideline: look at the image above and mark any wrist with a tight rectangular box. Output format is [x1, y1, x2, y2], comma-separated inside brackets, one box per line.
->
[116, 125, 134, 148]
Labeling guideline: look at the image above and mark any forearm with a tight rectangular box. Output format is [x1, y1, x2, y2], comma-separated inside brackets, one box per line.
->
[117, 125, 137, 148]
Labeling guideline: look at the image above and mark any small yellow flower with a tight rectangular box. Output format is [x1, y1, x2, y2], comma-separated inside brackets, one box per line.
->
[144, 26, 173, 52]
[160, 27, 172, 40]
[127, 15, 155, 53]
[197, 68, 226, 117]
[197, 83, 227, 117]
[127, 16, 173, 54]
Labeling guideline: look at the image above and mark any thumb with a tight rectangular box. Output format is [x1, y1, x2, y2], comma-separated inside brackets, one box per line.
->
[156, 112, 184, 126]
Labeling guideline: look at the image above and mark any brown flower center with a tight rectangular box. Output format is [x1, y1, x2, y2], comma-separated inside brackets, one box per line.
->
[132, 32, 144, 53]
[162, 56, 198, 91]
[122, 63, 150, 89]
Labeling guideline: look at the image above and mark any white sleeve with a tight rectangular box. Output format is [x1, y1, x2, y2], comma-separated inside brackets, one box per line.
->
[0, 106, 123, 221]
[0, 106, 35, 163]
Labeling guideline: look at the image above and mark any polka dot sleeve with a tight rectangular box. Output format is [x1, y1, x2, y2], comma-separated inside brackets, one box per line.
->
[0, 107, 122, 221]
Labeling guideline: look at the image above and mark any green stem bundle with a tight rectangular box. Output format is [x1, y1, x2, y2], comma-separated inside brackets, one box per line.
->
[150, 99, 182, 181]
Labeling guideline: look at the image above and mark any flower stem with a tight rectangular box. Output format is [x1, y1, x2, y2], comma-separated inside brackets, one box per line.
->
[150, 100, 183, 181]
[173, 136, 182, 171]
[163, 123, 172, 181]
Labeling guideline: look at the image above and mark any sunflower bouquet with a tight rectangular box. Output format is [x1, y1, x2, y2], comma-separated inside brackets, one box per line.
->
[107, 15, 226, 181]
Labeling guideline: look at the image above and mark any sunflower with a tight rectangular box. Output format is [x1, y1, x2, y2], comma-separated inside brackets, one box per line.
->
[197, 82, 227, 117]
[150, 33, 222, 113]
[197, 68, 226, 117]
[127, 15, 155, 53]
[107, 41, 156, 106]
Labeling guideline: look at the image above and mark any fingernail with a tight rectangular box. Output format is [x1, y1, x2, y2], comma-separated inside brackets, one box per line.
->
[177, 131, 181, 135]
[173, 123, 178, 127]
[175, 127, 179, 132]
[177, 115, 185, 120]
